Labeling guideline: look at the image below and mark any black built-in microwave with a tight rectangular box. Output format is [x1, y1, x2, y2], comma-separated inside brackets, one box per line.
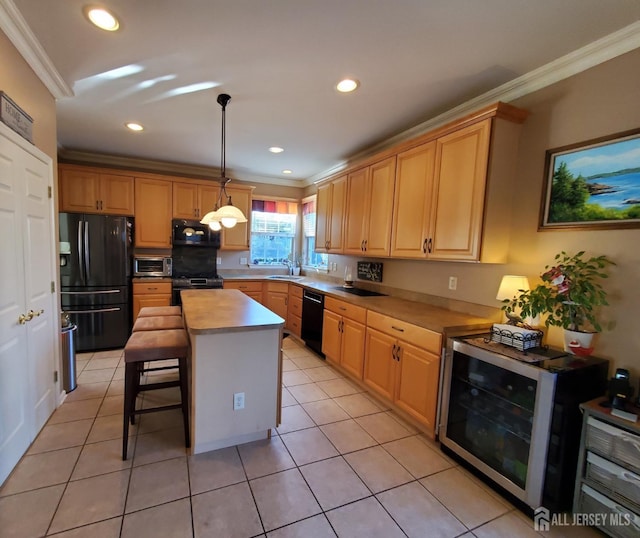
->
[172, 219, 221, 247]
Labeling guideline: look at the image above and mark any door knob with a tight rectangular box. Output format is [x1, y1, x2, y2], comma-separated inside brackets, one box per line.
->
[18, 311, 34, 324]
[34, 309, 44, 316]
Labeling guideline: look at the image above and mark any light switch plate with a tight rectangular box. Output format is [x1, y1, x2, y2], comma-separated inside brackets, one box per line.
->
[233, 392, 245, 410]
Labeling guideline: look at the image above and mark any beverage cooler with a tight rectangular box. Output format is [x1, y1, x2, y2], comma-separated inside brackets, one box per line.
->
[439, 336, 608, 512]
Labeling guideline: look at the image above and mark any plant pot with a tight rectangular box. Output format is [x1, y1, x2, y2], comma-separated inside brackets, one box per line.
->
[563, 329, 597, 356]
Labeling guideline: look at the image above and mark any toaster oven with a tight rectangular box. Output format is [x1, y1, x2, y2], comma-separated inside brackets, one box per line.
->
[133, 256, 172, 277]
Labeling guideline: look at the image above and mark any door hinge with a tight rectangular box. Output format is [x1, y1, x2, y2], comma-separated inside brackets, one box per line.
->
[51, 281, 55, 293]
[48, 186, 52, 198]
[54, 371, 58, 383]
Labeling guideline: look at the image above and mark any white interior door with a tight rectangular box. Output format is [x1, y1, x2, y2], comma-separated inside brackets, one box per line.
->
[0, 124, 57, 485]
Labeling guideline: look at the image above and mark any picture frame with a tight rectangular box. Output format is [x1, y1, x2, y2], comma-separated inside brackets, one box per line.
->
[539, 128, 640, 230]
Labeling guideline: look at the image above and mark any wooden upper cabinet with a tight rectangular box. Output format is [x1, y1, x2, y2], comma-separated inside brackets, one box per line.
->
[220, 185, 252, 250]
[134, 177, 173, 248]
[343, 167, 369, 254]
[429, 119, 491, 261]
[390, 141, 436, 258]
[59, 165, 134, 215]
[173, 181, 219, 220]
[344, 157, 395, 256]
[315, 175, 346, 253]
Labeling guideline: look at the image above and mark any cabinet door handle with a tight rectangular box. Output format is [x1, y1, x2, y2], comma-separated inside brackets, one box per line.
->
[96, 200, 100, 210]
[391, 325, 405, 333]
[397, 345, 402, 362]
[364, 239, 367, 251]
[427, 238, 432, 253]
[422, 238, 427, 253]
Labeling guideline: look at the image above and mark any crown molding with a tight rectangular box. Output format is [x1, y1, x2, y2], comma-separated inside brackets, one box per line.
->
[0, 0, 72, 98]
[305, 20, 640, 187]
[58, 148, 306, 188]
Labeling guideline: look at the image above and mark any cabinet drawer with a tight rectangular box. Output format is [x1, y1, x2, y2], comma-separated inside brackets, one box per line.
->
[587, 417, 640, 472]
[578, 484, 640, 538]
[288, 296, 303, 317]
[265, 281, 289, 293]
[325, 296, 366, 324]
[289, 284, 303, 299]
[587, 452, 640, 511]
[224, 280, 263, 292]
[133, 281, 172, 295]
[288, 314, 302, 337]
[367, 311, 441, 354]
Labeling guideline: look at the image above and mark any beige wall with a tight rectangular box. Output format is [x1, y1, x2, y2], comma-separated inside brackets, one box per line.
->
[0, 31, 57, 163]
[329, 48, 640, 376]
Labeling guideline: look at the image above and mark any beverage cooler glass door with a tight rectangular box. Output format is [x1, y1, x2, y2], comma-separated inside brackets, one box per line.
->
[440, 339, 557, 508]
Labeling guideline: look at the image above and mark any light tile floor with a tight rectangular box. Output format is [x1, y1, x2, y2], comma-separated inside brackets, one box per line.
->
[0, 338, 603, 537]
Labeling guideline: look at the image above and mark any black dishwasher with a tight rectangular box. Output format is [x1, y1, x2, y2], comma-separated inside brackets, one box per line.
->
[301, 290, 325, 356]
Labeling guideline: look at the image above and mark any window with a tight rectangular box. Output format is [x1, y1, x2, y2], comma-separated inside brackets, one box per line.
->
[303, 197, 328, 268]
[250, 200, 297, 265]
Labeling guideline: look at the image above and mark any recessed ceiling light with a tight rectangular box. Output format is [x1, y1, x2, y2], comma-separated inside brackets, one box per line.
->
[282, 169, 293, 175]
[125, 122, 144, 132]
[269, 146, 284, 154]
[336, 78, 359, 93]
[83, 6, 120, 31]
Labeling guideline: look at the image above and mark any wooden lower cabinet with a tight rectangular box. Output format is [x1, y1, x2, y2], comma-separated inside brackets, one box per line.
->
[264, 282, 289, 321]
[287, 285, 303, 337]
[132, 281, 172, 320]
[364, 311, 442, 433]
[322, 297, 367, 379]
[223, 280, 264, 304]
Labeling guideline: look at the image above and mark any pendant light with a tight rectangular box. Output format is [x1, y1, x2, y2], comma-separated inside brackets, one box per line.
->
[200, 93, 248, 230]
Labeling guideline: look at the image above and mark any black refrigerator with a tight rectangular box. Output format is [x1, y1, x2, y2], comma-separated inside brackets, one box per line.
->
[59, 213, 132, 352]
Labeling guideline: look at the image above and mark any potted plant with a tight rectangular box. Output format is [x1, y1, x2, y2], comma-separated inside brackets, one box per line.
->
[501, 251, 614, 355]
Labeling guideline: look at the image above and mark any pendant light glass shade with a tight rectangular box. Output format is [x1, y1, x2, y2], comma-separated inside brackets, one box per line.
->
[200, 209, 222, 230]
[198, 93, 248, 230]
[216, 200, 248, 228]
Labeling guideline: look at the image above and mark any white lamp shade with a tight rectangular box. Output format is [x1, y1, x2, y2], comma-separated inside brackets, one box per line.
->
[200, 209, 219, 224]
[496, 275, 530, 301]
[216, 203, 247, 226]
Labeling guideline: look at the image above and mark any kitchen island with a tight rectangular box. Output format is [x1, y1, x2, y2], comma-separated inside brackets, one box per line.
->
[180, 289, 285, 454]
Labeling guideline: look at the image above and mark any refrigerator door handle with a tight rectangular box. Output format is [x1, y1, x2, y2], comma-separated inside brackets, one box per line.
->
[84, 220, 91, 281]
[63, 307, 122, 314]
[61, 289, 122, 295]
[77, 220, 85, 283]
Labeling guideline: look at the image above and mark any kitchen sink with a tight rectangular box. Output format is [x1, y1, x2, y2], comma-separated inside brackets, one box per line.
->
[267, 275, 304, 281]
[333, 286, 386, 297]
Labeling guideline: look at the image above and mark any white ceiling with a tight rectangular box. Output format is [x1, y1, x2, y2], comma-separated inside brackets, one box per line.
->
[7, 0, 640, 186]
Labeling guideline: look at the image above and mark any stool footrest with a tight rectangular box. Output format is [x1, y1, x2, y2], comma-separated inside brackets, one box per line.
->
[132, 403, 182, 416]
[138, 380, 180, 392]
[143, 365, 178, 373]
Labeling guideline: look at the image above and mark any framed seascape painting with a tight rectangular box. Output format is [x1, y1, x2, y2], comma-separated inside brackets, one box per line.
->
[539, 128, 640, 230]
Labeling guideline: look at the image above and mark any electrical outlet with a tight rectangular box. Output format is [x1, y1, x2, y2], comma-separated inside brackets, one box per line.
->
[240, 257, 247, 265]
[448, 276, 458, 290]
[233, 392, 245, 410]
[217, 257, 222, 264]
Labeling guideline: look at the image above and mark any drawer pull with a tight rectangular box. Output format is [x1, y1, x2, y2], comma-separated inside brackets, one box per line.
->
[391, 325, 405, 332]
[339, 306, 347, 311]
[147, 287, 157, 291]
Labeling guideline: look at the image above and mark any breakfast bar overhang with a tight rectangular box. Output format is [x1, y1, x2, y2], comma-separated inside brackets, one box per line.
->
[180, 289, 284, 454]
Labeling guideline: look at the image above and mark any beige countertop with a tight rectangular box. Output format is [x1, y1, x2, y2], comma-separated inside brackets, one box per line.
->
[181, 289, 285, 335]
[222, 275, 493, 336]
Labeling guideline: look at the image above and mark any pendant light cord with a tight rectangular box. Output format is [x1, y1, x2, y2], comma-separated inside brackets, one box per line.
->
[216, 93, 232, 207]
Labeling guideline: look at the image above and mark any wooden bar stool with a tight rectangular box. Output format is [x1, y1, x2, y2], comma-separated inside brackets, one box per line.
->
[123, 328, 190, 460]
[132, 315, 184, 332]
[137, 305, 182, 317]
